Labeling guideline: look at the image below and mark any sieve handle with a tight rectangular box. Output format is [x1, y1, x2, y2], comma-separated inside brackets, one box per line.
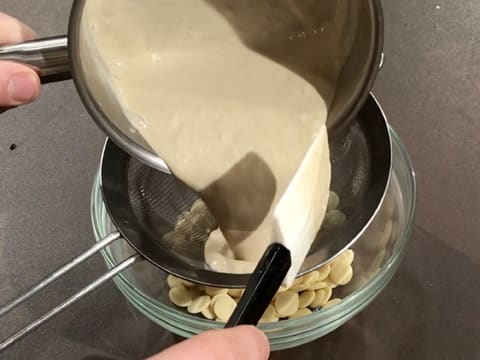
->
[225, 243, 291, 327]
[0, 232, 141, 351]
[0, 35, 70, 84]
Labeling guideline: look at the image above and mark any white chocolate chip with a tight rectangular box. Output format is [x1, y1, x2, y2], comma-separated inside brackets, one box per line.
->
[259, 315, 280, 324]
[211, 293, 228, 306]
[293, 276, 304, 286]
[340, 249, 354, 265]
[383, 193, 395, 218]
[205, 286, 229, 296]
[228, 288, 244, 298]
[212, 294, 237, 321]
[169, 287, 193, 307]
[188, 286, 203, 299]
[316, 264, 331, 281]
[336, 265, 353, 285]
[330, 260, 352, 285]
[260, 304, 278, 321]
[365, 220, 393, 251]
[174, 217, 187, 229]
[390, 221, 398, 243]
[302, 271, 320, 285]
[324, 278, 338, 288]
[201, 306, 215, 320]
[274, 291, 299, 317]
[290, 283, 311, 293]
[289, 308, 312, 320]
[190, 199, 205, 212]
[187, 295, 211, 314]
[298, 290, 315, 308]
[322, 210, 347, 231]
[327, 191, 340, 210]
[273, 285, 289, 301]
[166, 275, 183, 289]
[165, 245, 356, 322]
[259, 306, 280, 323]
[311, 287, 332, 308]
[379, 220, 393, 248]
[177, 279, 196, 288]
[323, 298, 342, 308]
[368, 249, 387, 275]
[309, 281, 328, 290]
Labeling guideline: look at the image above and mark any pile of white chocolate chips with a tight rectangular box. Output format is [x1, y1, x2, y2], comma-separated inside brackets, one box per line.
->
[166, 191, 353, 323]
[167, 248, 353, 323]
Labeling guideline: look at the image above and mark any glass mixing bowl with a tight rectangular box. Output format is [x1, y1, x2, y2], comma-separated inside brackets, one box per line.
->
[90, 125, 415, 351]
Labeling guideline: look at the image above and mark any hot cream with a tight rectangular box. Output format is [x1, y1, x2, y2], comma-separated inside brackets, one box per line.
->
[83, 0, 354, 280]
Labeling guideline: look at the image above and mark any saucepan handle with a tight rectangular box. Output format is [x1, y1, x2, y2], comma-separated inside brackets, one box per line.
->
[0, 35, 71, 83]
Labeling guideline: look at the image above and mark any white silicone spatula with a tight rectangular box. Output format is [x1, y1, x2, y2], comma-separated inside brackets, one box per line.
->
[272, 126, 331, 287]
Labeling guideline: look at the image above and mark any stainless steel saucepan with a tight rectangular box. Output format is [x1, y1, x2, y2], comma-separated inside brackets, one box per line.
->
[0, 0, 384, 172]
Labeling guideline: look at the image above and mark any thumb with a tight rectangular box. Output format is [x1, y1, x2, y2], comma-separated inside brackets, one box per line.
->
[0, 61, 40, 107]
[148, 326, 270, 360]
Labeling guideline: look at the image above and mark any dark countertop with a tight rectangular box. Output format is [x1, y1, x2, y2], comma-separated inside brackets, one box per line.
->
[0, 0, 479, 359]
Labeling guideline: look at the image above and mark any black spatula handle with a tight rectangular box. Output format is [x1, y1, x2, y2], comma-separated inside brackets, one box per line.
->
[225, 243, 291, 327]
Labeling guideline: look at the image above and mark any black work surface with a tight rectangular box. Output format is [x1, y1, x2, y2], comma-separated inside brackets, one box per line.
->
[0, 0, 479, 359]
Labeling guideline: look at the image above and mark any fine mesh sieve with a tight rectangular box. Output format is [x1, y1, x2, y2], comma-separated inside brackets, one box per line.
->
[0, 94, 390, 350]
[100, 94, 391, 288]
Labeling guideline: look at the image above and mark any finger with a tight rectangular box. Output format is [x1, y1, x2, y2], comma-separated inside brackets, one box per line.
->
[0, 12, 36, 45]
[148, 326, 270, 360]
[0, 61, 40, 107]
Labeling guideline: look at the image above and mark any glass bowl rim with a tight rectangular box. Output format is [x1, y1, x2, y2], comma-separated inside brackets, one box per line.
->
[90, 125, 416, 330]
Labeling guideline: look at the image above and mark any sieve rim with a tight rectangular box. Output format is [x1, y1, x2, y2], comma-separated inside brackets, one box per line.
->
[97, 93, 392, 288]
